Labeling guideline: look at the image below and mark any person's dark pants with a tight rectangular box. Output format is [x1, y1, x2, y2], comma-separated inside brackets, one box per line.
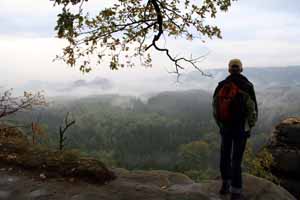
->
[220, 128, 248, 193]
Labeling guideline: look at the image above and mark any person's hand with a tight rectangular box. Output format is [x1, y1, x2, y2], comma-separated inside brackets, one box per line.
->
[245, 130, 251, 138]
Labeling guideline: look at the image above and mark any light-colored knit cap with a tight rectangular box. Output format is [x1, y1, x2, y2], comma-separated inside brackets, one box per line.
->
[228, 59, 243, 72]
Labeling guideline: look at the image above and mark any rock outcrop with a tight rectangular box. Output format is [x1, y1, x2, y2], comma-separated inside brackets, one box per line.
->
[0, 169, 296, 200]
[0, 124, 115, 184]
[266, 117, 300, 198]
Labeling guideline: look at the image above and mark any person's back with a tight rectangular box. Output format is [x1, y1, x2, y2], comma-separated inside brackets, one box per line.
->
[212, 59, 258, 200]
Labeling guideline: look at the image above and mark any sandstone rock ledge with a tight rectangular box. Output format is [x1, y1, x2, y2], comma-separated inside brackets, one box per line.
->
[0, 169, 296, 200]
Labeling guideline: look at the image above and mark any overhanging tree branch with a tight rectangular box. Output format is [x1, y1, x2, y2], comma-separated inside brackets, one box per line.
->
[52, 0, 236, 76]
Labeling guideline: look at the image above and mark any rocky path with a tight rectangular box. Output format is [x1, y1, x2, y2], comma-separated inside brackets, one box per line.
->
[0, 167, 296, 200]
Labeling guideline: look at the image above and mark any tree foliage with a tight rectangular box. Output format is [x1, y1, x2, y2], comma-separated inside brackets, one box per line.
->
[53, 0, 236, 74]
[9, 93, 216, 169]
[244, 144, 279, 183]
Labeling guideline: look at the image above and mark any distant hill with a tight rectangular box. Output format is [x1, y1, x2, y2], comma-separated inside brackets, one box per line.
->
[16, 66, 300, 96]
[146, 90, 212, 122]
[184, 66, 300, 91]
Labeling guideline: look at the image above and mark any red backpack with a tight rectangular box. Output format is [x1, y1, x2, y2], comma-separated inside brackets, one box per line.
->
[216, 82, 241, 122]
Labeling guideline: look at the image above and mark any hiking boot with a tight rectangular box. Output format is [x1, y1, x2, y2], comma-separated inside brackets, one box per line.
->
[231, 193, 244, 200]
[219, 181, 231, 195]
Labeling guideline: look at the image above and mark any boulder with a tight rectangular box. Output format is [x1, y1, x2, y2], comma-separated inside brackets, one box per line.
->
[266, 117, 300, 198]
[270, 118, 300, 148]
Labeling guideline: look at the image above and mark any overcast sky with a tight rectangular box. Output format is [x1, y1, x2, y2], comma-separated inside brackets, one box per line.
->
[0, 0, 300, 87]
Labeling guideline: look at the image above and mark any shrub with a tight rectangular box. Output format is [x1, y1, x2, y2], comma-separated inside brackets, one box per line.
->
[244, 144, 279, 183]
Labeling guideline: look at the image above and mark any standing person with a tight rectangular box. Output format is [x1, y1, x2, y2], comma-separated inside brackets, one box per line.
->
[212, 59, 258, 200]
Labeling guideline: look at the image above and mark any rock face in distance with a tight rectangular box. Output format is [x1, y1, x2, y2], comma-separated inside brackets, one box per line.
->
[0, 169, 296, 200]
[266, 117, 300, 198]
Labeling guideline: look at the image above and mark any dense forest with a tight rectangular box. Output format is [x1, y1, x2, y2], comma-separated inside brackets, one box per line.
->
[4, 73, 300, 181]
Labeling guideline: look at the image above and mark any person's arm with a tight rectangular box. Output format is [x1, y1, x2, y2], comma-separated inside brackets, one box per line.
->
[245, 94, 257, 128]
[249, 84, 258, 116]
[242, 91, 257, 138]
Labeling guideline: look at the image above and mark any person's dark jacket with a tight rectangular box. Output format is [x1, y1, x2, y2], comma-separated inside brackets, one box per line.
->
[213, 74, 258, 131]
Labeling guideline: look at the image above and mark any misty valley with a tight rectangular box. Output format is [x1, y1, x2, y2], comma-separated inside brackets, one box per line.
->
[4, 66, 300, 182]
[1, 0, 300, 199]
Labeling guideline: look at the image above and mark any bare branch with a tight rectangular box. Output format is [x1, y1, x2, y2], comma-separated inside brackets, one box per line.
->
[59, 112, 75, 151]
[143, 0, 211, 78]
[0, 90, 46, 119]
